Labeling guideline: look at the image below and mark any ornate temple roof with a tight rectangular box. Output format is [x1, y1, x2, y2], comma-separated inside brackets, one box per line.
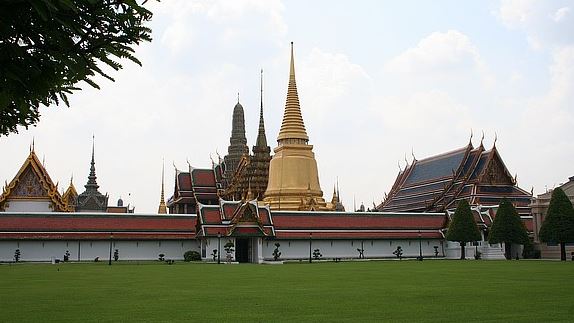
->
[76, 139, 109, 212]
[277, 42, 309, 144]
[378, 141, 533, 230]
[0, 148, 68, 212]
[62, 178, 78, 212]
[194, 199, 444, 240]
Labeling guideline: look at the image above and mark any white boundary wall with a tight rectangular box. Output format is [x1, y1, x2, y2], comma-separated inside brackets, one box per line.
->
[1, 238, 453, 262]
[261, 239, 445, 260]
[0, 240, 200, 262]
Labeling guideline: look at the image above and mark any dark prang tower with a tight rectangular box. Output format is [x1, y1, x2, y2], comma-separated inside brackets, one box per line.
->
[223, 98, 249, 188]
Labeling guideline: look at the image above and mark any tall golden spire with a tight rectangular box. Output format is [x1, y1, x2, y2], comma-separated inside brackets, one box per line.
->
[277, 42, 309, 144]
[158, 161, 167, 214]
[263, 42, 327, 211]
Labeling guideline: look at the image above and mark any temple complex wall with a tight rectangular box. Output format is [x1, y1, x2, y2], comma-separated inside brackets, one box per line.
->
[260, 239, 445, 260]
[0, 240, 200, 262]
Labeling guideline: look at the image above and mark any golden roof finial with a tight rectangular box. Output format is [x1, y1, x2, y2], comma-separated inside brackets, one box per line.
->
[158, 160, 167, 214]
[277, 42, 309, 144]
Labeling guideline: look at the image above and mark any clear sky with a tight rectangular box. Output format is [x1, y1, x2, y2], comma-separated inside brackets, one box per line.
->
[1, 0, 573, 213]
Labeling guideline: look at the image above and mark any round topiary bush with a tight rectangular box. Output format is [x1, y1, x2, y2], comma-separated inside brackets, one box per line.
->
[183, 250, 201, 262]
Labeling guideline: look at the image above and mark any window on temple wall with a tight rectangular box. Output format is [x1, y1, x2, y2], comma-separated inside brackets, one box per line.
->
[288, 241, 291, 247]
[330, 241, 333, 247]
[136, 242, 139, 247]
[371, 241, 374, 246]
[351, 241, 354, 246]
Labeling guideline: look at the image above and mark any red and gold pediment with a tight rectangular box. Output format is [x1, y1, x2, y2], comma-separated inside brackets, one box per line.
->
[478, 148, 515, 185]
[227, 201, 267, 236]
[0, 150, 68, 211]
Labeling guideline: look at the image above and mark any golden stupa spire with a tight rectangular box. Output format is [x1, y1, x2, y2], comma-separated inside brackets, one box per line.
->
[158, 161, 167, 214]
[277, 42, 309, 144]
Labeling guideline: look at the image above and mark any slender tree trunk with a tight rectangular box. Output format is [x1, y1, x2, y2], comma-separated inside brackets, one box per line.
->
[560, 242, 566, 261]
[505, 242, 512, 260]
[460, 242, 466, 260]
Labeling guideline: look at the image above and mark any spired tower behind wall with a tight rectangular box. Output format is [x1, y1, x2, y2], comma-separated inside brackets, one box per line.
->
[263, 43, 327, 211]
[223, 101, 250, 188]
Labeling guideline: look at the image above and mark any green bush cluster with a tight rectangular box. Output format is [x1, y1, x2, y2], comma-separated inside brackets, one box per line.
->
[183, 250, 201, 262]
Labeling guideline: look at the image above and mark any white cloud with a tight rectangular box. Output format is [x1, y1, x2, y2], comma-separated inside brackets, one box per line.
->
[553, 7, 570, 22]
[495, 0, 574, 49]
[385, 30, 493, 87]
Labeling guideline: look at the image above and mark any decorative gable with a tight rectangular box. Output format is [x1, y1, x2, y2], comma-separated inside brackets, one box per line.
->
[228, 201, 268, 237]
[479, 149, 515, 185]
[0, 150, 67, 212]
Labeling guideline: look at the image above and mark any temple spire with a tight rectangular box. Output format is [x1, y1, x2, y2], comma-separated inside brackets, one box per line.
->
[255, 69, 268, 148]
[85, 135, 99, 191]
[76, 135, 108, 212]
[277, 42, 309, 144]
[158, 161, 167, 214]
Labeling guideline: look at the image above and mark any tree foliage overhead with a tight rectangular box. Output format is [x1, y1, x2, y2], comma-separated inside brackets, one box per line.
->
[489, 198, 529, 245]
[446, 199, 481, 243]
[0, 0, 153, 136]
[539, 188, 574, 244]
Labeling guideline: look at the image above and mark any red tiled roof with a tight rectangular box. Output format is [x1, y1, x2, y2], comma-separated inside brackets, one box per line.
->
[274, 231, 443, 239]
[178, 173, 192, 191]
[0, 232, 195, 240]
[0, 214, 196, 232]
[192, 169, 216, 187]
[201, 208, 222, 224]
[272, 213, 446, 230]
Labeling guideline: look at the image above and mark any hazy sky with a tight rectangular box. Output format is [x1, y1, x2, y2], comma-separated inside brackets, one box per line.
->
[2, 0, 573, 213]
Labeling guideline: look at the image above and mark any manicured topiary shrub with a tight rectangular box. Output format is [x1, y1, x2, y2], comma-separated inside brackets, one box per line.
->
[183, 250, 201, 262]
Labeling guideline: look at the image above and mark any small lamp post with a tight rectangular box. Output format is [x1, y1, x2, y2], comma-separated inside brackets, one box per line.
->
[309, 232, 312, 263]
[108, 232, 113, 266]
[217, 232, 221, 264]
[418, 230, 423, 261]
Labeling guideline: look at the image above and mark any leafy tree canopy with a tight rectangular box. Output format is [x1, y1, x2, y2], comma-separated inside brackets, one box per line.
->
[539, 188, 574, 243]
[446, 199, 481, 243]
[0, 0, 153, 136]
[488, 198, 529, 245]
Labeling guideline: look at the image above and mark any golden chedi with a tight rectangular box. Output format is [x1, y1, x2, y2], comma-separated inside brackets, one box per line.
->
[264, 43, 328, 211]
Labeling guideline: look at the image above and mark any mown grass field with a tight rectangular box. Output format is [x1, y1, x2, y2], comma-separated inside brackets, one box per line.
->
[1, 260, 572, 322]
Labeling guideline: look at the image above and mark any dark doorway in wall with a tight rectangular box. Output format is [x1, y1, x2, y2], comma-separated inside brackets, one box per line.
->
[236, 238, 250, 263]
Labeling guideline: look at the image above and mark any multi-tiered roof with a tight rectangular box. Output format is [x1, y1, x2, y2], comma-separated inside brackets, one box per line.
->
[377, 141, 532, 222]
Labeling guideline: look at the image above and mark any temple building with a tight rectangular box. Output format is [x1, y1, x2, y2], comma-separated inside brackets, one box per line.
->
[223, 70, 272, 201]
[377, 140, 533, 215]
[76, 140, 109, 212]
[0, 146, 70, 212]
[1, 43, 536, 263]
[263, 43, 329, 211]
[377, 139, 534, 234]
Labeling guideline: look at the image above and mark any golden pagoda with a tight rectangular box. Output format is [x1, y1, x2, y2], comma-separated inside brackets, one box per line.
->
[158, 163, 167, 214]
[263, 43, 328, 211]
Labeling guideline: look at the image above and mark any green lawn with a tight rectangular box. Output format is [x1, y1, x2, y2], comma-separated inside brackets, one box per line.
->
[1, 260, 572, 322]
